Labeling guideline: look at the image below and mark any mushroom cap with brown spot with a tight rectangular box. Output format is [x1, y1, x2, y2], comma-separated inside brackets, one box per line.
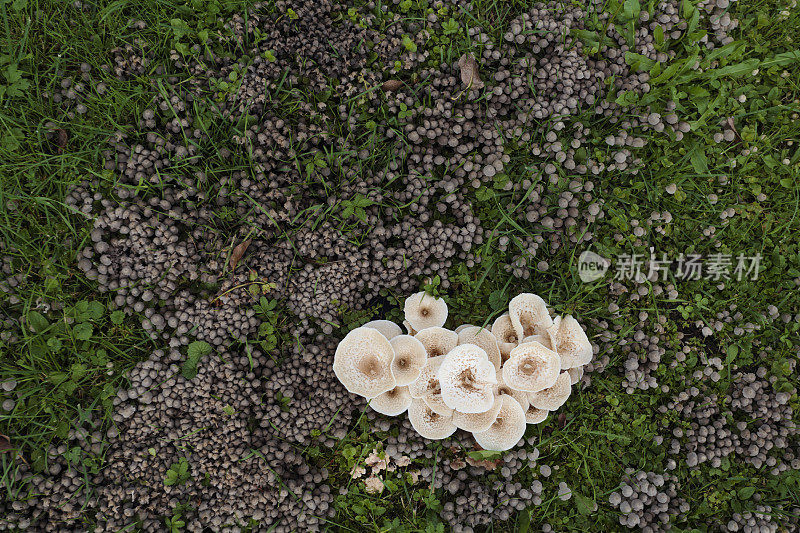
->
[525, 405, 549, 424]
[423, 392, 455, 417]
[407, 399, 457, 440]
[493, 368, 530, 412]
[458, 326, 502, 372]
[508, 293, 553, 339]
[389, 335, 428, 386]
[403, 320, 417, 336]
[491, 313, 518, 361]
[547, 315, 593, 369]
[472, 395, 527, 451]
[362, 320, 403, 340]
[521, 333, 553, 351]
[438, 344, 497, 413]
[333, 327, 396, 398]
[452, 396, 503, 432]
[404, 291, 448, 332]
[502, 341, 561, 393]
[408, 356, 444, 399]
[370, 386, 412, 416]
[528, 371, 572, 411]
[415, 327, 458, 358]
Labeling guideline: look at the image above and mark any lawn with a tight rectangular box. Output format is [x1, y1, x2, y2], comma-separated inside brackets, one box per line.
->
[0, 0, 799, 531]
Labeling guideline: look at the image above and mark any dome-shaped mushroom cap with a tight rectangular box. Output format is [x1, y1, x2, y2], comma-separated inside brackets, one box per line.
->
[525, 405, 549, 424]
[494, 368, 530, 412]
[547, 315, 593, 369]
[455, 324, 476, 333]
[502, 342, 561, 393]
[333, 327, 396, 398]
[389, 335, 428, 386]
[403, 320, 417, 336]
[408, 399, 457, 440]
[438, 345, 497, 413]
[491, 313, 518, 361]
[472, 395, 527, 451]
[567, 365, 584, 385]
[415, 327, 458, 357]
[528, 371, 572, 411]
[458, 326, 502, 371]
[404, 292, 448, 332]
[521, 333, 553, 351]
[408, 356, 444, 399]
[370, 386, 412, 416]
[452, 396, 503, 432]
[508, 293, 553, 339]
[362, 320, 403, 340]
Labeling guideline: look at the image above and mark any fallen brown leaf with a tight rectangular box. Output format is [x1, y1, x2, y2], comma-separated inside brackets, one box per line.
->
[457, 53, 484, 90]
[228, 239, 252, 272]
[55, 129, 68, 154]
[381, 79, 404, 92]
[0, 434, 13, 453]
[557, 412, 567, 428]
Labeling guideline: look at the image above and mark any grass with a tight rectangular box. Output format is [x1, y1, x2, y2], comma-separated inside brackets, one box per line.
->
[1, 0, 800, 531]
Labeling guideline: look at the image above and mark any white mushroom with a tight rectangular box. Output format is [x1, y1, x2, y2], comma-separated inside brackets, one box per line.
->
[502, 342, 561, 393]
[404, 291, 448, 331]
[472, 395, 527, 451]
[403, 320, 417, 336]
[525, 405, 549, 424]
[407, 399, 457, 440]
[389, 335, 428, 386]
[333, 327, 396, 398]
[458, 326, 502, 371]
[491, 313, 518, 361]
[408, 356, 444, 399]
[423, 392, 454, 417]
[547, 315, 593, 369]
[567, 365, 584, 385]
[528, 372, 572, 411]
[362, 320, 403, 340]
[438, 344, 497, 413]
[508, 293, 553, 339]
[452, 396, 503, 432]
[521, 333, 553, 351]
[454, 324, 476, 333]
[415, 327, 458, 357]
[369, 386, 412, 416]
[493, 368, 530, 412]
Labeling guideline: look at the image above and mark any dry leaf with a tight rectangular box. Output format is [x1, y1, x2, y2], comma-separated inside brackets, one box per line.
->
[557, 412, 567, 428]
[381, 79, 404, 92]
[465, 455, 501, 470]
[228, 239, 252, 272]
[55, 129, 68, 154]
[0, 434, 13, 454]
[457, 53, 484, 90]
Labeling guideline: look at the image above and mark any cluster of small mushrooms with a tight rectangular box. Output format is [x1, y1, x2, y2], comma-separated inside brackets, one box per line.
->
[334, 292, 593, 451]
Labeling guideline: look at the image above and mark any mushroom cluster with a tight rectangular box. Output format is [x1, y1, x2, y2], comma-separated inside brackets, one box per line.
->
[334, 292, 594, 451]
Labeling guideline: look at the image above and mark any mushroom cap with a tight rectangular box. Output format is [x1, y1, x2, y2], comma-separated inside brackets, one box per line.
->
[508, 293, 553, 339]
[408, 399, 457, 440]
[333, 327, 396, 398]
[567, 365, 584, 385]
[491, 313, 518, 361]
[438, 344, 497, 413]
[404, 292, 448, 332]
[408, 356, 444, 399]
[423, 392, 455, 417]
[362, 320, 403, 340]
[415, 327, 458, 357]
[525, 405, 549, 424]
[389, 335, 428, 386]
[521, 333, 553, 351]
[548, 315, 593, 369]
[458, 326, 502, 372]
[455, 324, 476, 333]
[452, 396, 503, 432]
[494, 368, 530, 412]
[472, 395, 527, 451]
[370, 386, 412, 416]
[528, 371, 572, 411]
[502, 341, 561, 393]
[403, 320, 417, 336]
